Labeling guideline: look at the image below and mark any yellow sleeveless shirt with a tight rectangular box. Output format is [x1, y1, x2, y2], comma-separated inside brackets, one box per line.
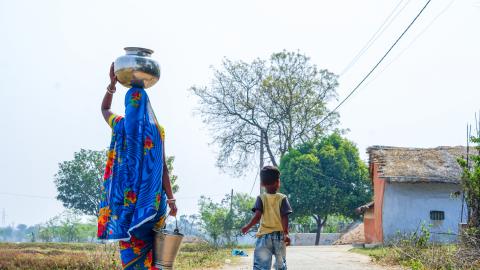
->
[257, 193, 286, 237]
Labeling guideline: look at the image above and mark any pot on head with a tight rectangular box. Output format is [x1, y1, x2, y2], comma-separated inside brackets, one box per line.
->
[114, 47, 160, 89]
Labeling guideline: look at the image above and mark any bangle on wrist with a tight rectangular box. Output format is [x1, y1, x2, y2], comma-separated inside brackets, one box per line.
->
[106, 86, 115, 95]
[167, 198, 176, 203]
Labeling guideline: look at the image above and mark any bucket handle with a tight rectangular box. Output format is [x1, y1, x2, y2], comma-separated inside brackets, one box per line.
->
[165, 214, 180, 234]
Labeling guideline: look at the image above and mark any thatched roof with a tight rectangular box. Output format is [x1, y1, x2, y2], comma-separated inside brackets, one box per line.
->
[367, 146, 468, 184]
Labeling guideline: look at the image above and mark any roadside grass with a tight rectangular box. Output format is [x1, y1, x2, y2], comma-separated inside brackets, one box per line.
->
[350, 247, 389, 262]
[176, 243, 237, 269]
[0, 242, 121, 270]
[0, 242, 236, 270]
[351, 244, 480, 270]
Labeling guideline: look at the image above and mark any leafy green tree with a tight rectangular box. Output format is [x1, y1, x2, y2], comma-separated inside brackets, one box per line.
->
[458, 130, 480, 229]
[323, 214, 353, 233]
[198, 196, 228, 245]
[166, 156, 180, 193]
[0, 226, 13, 241]
[291, 216, 316, 233]
[56, 211, 82, 242]
[76, 217, 97, 242]
[36, 211, 97, 242]
[177, 214, 201, 236]
[55, 149, 104, 215]
[191, 51, 339, 174]
[231, 193, 256, 238]
[15, 224, 28, 242]
[38, 218, 57, 242]
[198, 192, 255, 245]
[55, 149, 179, 215]
[26, 225, 39, 242]
[280, 133, 371, 245]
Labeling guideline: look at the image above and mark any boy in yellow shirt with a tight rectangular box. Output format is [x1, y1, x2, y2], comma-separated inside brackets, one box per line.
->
[241, 166, 292, 270]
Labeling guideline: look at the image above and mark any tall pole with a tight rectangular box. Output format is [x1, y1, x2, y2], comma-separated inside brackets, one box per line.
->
[230, 188, 234, 213]
[259, 130, 264, 194]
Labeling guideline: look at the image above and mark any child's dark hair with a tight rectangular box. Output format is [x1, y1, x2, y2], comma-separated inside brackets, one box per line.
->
[260, 166, 280, 185]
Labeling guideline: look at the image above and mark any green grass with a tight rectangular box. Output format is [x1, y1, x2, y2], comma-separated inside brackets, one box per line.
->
[0, 242, 235, 270]
[350, 247, 386, 257]
[176, 243, 235, 270]
[350, 247, 390, 263]
[350, 245, 480, 270]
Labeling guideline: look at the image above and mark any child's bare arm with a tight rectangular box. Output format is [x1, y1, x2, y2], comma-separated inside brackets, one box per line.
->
[281, 215, 289, 234]
[241, 210, 262, 234]
[281, 215, 291, 246]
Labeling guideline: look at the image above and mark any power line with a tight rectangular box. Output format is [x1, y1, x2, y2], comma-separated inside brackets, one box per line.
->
[292, 163, 359, 189]
[0, 191, 227, 201]
[0, 192, 56, 200]
[320, 0, 433, 125]
[362, 0, 455, 88]
[249, 166, 260, 196]
[340, 0, 411, 76]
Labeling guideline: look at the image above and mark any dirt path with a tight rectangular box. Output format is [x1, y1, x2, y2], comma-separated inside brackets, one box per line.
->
[221, 245, 399, 270]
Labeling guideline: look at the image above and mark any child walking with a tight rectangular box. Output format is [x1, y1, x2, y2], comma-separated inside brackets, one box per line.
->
[241, 166, 293, 270]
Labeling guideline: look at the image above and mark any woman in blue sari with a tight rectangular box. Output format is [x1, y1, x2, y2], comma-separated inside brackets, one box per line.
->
[98, 63, 178, 269]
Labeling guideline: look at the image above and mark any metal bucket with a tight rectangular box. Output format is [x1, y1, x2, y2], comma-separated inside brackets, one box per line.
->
[153, 217, 184, 269]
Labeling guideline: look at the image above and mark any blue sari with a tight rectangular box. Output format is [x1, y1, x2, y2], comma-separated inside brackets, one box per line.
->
[98, 87, 167, 270]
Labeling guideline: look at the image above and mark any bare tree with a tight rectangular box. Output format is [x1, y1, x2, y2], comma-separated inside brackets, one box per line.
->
[191, 51, 339, 174]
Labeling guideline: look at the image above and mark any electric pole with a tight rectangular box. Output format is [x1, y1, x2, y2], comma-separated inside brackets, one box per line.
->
[230, 189, 234, 213]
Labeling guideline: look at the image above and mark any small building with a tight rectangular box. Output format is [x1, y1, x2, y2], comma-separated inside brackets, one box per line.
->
[358, 146, 468, 244]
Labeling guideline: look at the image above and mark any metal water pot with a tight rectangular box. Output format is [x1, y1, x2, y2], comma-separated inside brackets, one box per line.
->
[153, 217, 184, 269]
[114, 47, 160, 89]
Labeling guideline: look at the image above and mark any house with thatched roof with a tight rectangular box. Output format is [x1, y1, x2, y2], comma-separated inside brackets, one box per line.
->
[357, 146, 468, 244]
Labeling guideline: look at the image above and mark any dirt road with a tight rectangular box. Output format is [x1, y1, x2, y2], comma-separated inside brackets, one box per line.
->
[222, 245, 398, 270]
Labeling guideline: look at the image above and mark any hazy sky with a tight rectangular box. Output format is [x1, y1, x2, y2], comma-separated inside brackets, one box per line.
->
[0, 0, 479, 226]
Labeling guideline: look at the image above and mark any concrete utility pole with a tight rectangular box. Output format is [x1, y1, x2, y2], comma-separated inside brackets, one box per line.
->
[230, 189, 234, 212]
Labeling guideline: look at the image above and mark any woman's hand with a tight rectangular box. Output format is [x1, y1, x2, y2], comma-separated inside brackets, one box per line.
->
[108, 62, 117, 92]
[168, 200, 178, 216]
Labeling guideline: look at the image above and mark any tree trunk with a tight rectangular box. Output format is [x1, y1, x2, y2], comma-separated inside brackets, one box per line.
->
[315, 219, 322, 245]
[314, 215, 328, 246]
[262, 131, 278, 167]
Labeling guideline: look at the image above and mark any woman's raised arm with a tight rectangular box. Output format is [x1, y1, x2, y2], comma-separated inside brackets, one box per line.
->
[101, 63, 117, 124]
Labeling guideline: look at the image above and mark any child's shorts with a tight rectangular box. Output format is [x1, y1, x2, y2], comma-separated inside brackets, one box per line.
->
[253, 231, 287, 270]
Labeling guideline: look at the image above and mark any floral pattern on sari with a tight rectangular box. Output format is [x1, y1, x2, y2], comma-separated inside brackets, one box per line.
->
[124, 188, 137, 206]
[130, 91, 142, 108]
[103, 149, 116, 180]
[144, 136, 154, 155]
[97, 206, 111, 238]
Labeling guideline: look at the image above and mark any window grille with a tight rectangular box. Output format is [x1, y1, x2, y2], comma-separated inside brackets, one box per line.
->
[430, 211, 445, 221]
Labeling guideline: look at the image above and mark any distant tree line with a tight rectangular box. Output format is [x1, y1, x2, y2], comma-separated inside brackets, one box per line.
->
[0, 210, 96, 243]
